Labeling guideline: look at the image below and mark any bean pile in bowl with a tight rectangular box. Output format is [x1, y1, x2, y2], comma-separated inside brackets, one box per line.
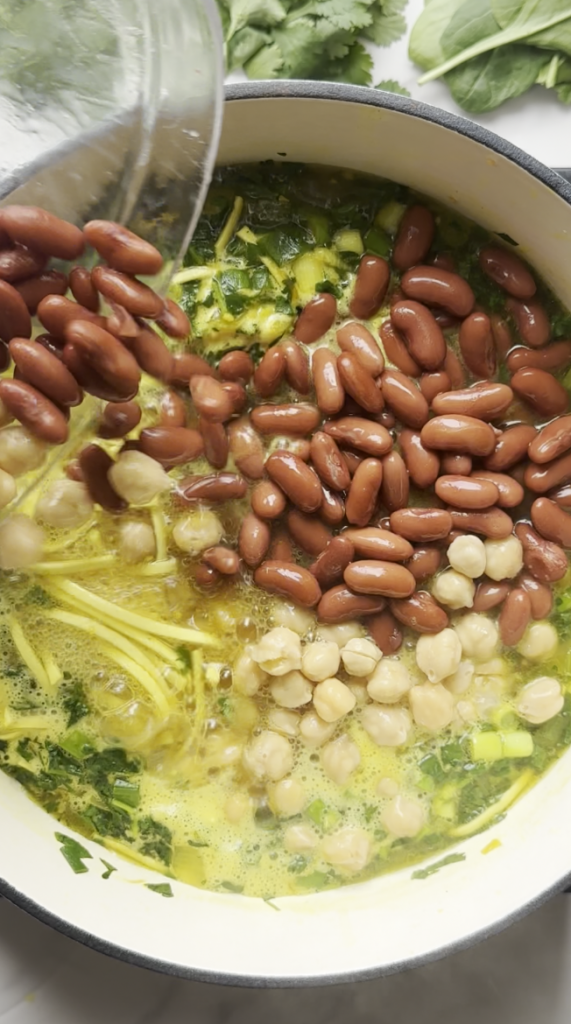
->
[0, 162, 570, 899]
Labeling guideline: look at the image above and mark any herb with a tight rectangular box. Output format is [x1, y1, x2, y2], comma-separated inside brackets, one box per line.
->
[62, 681, 90, 727]
[262, 896, 281, 911]
[187, 837, 209, 848]
[138, 816, 173, 866]
[100, 859, 117, 879]
[376, 78, 411, 95]
[55, 832, 92, 874]
[410, 0, 571, 112]
[24, 585, 53, 607]
[412, 852, 466, 880]
[217, 0, 407, 86]
[217, 694, 232, 720]
[112, 778, 140, 809]
[146, 883, 174, 898]
[83, 803, 131, 839]
[220, 880, 244, 893]
[287, 855, 309, 873]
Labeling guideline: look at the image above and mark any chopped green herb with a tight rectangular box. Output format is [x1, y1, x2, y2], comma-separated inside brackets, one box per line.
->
[100, 859, 117, 879]
[55, 832, 92, 874]
[146, 883, 174, 898]
[138, 816, 173, 866]
[412, 853, 467, 880]
[62, 681, 89, 727]
[220, 880, 244, 893]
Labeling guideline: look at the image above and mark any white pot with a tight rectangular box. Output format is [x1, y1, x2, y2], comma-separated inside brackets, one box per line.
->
[1, 82, 571, 987]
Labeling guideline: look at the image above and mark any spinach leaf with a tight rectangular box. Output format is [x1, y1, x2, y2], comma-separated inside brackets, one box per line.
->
[445, 44, 547, 112]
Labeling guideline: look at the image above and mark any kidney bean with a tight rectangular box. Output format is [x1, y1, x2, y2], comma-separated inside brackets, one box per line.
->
[421, 415, 496, 457]
[528, 417, 571, 468]
[344, 526, 413, 562]
[341, 449, 364, 476]
[97, 401, 141, 439]
[324, 417, 392, 458]
[393, 205, 435, 271]
[227, 417, 265, 480]
[312, 347, 345, 415]
[458, 312, 496, 380]
[189, 375, 233, 424]
[469, 471, 522, 510]
[276, 437, 311, 461]
[152, 296, 190, 338]
[432, 252, 455, 272]
[69, 267, 100, 312]
[319, 487, 346, 526]
[168, 352, 217, 387]
[511, 367, 569, 417]
[287, 510, 332, 556]
[485, 423, 537, 471]
[345, 458, 383, 527]
[390, 591, 449, 634]
[197, 419, 228, 469]
[447, 507, 513, 538]
[105, 305, 139, 343]
[390, 508, 452, 543]
[433, 311, 461, 330]
[254, 561, 321, 607]
[519, 574, 554, 619]
[270, 528, 294, 563]
[444, 349, 467, 392]
[8, 338, 81, 407]
[0, 342, 10, 373]
[419, 371, 450, 406]
[405, 545, 443, 582]
[195, 563, 221, 589]
[498, 587, 531, 647]
[1, 205, 84, 259]
[550, 483, 571, 509]
[432, 382, 514, 422]
[221, 380, 247, 415]
[91, 266, 163, 319]
[310, 536, 354, 589]
[78, 444, 125, 511]
[63, 345, 137, 402]
[507, 341, 571, 374]
[473, 580, 510, 613]
[366, 609, 403, 654]
[265, 451, 322, 513]
[37, 295, 105, 337]
[179, 473, 247, 503]
[251, 479, 287, 520]
[380, 369, 429, 430]
[0, 245, 46, 284]
[401, 266, 475, 318]
[345, 560, 416, 599]
[309, 432, 351, 492]
[0, 379, 68, 444]
[159, 390, 186, 428]
[65, 459, 84, 482]
[64, 320, 141, 391]
[218, 349, 253, 384]
[337, 322, 384, 377]
[138, 427, 203, 468]
[440, 454, 471, 476]
[380, 451, 409, 513]
[399, 429, 440, 489]
[380, 320, 422, 378]
[435, 475, 499, 510]
[0, 279, 32, 343]
[349, 255, 390, 320]
[317, 585, 386, 623]
[83, 220, 162, 275]
[251, 403, 320, 436]
[506, 297, 550, 348]
[278, 339, 310, 395]
[479, 245, 536, 299]
[379, 411, 396, 431]
[531, 496, 571, 548]
[516, 521, 567, 582]
[390, 300, 446, 373]
[200, 547, 238, 577]
[294, 294, 336, 345]
[488, 316, 511, 364]
[122, 324, 172, 383]
[336, 352, 384, 415]
[239, 513, 271, 568]
[14, 270, 67, 315]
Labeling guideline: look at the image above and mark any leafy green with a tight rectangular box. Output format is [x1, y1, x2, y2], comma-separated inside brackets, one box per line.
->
[375, 79, 411, 96]
[138, 816, 173, 866]
[56, 832, 92, 874]
[62, 681, 90, 728]
[412, 852, 466, 880]
[100, 859, 117, 879]
[146, 883, 174, 898]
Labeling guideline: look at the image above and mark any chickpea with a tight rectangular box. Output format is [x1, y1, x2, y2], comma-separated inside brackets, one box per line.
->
[409, 682, 455, 731]
[454, 613, 499, 661]
[443, 660, 474, 694]
[517, 676, 564, 725]
[415, 628, 462, 684]
[361, 704, 412, 746]
[271, 601, 315, 635]
[313, 677, 356, 723]
[270, 670, 313, 709]
[0, 468, 16, 509]
[316, 621, 365, 647]
[432, 569, 475, 610]
[456, 699, 477, 724]
[340, 638, 382, 677]
[36, 479, 94, 530]
[484, 536, 523, 581]
[299, 710, 336, 748]
[380, 795, 426, 838]
[251, 627, 302, 676]
[172, 508, 224, 555]
[367, 658, 411, 704]
[377, 777, 399, 797]
[225, 792, 251, 823]
[321, 827, 372, 874]
[517, 622, 558, 662]
[321, 734, 361, 785]
[267, 708, 300, 737]
[269, 778, 306, 817]
[476, 657, 508, 676]
[108, 450, 171, 506]
[0, 426, 46, 477]
[301, 641, 340, 682]
[447, 534, 486, 578]
[118, 520, 156, 564]
[284, 823, 318, 853]
[242, 730, 294, 782]
[232, 646, 269, 697]
[0, 514, 44, 570]
[347, 681, 368, 704]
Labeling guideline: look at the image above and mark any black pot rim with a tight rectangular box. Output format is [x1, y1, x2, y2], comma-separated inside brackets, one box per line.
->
[3, 79, 571, 990]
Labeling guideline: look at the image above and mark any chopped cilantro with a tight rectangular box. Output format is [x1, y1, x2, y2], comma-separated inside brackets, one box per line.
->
[138, 816, 173, 866]
[62, 681, 90, 727]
